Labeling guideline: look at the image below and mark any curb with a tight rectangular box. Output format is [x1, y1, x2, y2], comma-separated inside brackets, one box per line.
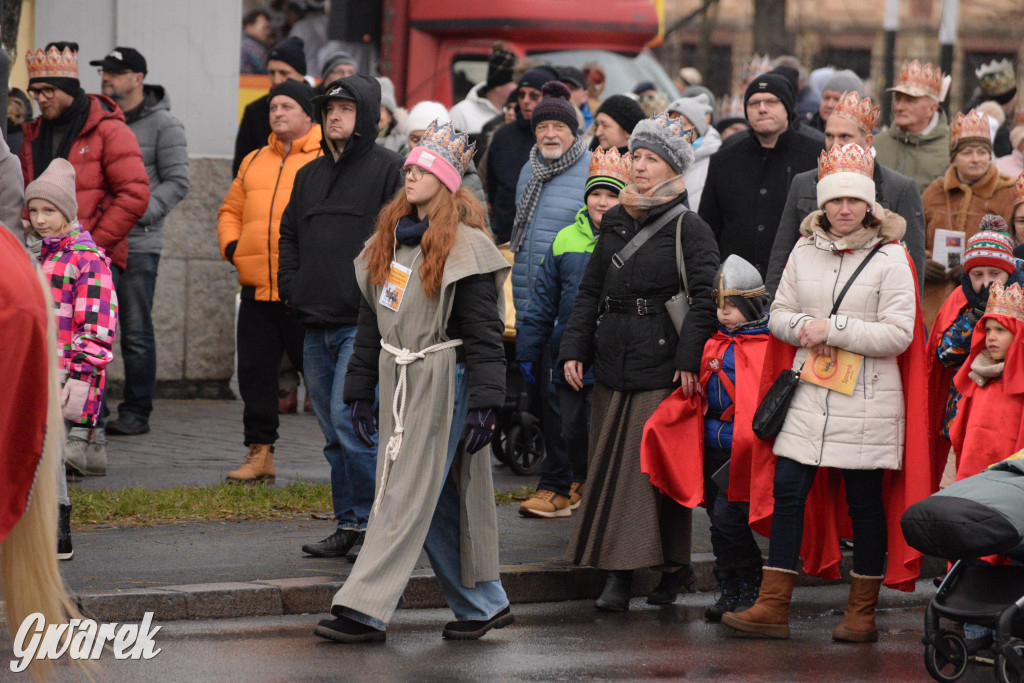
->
[73, 553, 947, 623]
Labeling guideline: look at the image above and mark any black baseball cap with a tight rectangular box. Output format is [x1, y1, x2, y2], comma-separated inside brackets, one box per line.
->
[89, 47, 147, 75]
[555, 66, 586, 90]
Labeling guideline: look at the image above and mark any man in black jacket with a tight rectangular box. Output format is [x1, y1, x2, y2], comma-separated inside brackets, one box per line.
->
[765, 91, 926, 299]
[698, 73, 824, 278]
[278, 75, 403, 559]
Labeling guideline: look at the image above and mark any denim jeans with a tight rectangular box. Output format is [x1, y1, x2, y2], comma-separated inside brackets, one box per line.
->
[340, 363, 509, 630]
[530, 347, 570, 496]
[704, 448, 762, 570]
[113, 252, 160, 421]
[768, 456, 887, 575]
[304, 326, 378, 531]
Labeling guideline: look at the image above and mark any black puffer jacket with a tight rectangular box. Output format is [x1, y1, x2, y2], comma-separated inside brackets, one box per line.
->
[277, 75, 404, 327]
[558, 194, 720, 392]
[485, 115, 534, 244]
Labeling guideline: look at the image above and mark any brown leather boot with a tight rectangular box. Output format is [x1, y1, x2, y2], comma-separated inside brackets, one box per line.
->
[226, 444, 276, 483]
[832, 572, 883, 643]
[721, 567, 797, 639]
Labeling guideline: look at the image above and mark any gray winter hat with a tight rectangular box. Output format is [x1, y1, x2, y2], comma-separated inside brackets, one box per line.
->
[667, 96, 712, 138]
[628, 113, 695, 174]
[682, 85, 717, 114]
[712, 255, 767, 323]
[821, 69, 864, 96]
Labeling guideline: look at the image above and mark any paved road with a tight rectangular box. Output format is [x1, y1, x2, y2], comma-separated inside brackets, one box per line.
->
[4, 583, 988, 682]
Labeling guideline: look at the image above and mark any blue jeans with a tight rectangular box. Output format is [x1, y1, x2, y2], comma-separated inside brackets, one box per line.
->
[304, 326, 377, 531]
[113, 253, 160, 421]
[768, 456, 887, 575]
[341, 363, 509, 630]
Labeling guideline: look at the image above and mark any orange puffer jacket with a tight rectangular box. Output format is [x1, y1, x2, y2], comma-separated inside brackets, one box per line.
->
[217, 125, 322, 301]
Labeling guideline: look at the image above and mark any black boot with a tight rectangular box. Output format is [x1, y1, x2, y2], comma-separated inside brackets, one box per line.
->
[595, 570, 634, 612]
[734, 564, 763, 612]
[647, 565, 696, 605]
[704, 567, 740, 622]
[57, 504, 73, 561]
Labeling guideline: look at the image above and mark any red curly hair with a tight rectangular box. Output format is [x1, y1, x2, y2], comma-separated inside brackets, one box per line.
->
[364, 183, 490, 297]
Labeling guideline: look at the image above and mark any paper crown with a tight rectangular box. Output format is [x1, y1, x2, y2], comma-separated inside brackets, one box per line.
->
[717, 95, 745, 121]
[587, 146, 632, 186]
[950, 110, 992, 150]
[417, 120, 475, 177]
[26, 46, 78, 80]
[742, 54, 772, 81]
[985, 282, 1024, 323]
[647, 111, 692, 141]
[830, 91, 879, 133]
[976, 59, 1016, 97]
[888, 60, 949, 102]
[818, 143, 874, 181]
[1015, 173, 1024, 207]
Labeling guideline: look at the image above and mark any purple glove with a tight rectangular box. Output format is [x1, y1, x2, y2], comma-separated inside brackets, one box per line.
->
[460, 408, 497, 454]
[350, 400, 377, 447]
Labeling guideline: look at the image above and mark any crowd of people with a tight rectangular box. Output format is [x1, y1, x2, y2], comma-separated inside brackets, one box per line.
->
[5, 19, 1024, 656]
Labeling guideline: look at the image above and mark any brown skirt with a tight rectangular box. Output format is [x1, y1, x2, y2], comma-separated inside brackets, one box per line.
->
[566, 383, 692, 571]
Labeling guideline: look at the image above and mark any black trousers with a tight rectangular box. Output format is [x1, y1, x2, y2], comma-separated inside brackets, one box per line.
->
[237, 299, 306, 445]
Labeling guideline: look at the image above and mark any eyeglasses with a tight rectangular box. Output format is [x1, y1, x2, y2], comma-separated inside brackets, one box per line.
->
[28, 86, 56, 100]
[746, 97, 783, 109]
[404, 166, 430, 181]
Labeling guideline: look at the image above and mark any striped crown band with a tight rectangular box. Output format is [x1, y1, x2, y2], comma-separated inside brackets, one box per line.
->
[985, 282, 1024, 323]
[818, 143, 873, 181]
[26, 46, 78, 80]
[950, 110, 992, 150]
[830, 92, 879, 133]
[587, 146, 632, 187]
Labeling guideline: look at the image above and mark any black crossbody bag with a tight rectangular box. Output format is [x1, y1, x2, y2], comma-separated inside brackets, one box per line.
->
[751, 241, 886, 440]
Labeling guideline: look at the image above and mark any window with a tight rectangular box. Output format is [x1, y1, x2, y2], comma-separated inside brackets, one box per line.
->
[451, 55, 489, 106]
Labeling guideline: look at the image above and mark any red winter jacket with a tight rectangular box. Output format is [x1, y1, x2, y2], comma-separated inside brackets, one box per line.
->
[21, 94, 150, 270]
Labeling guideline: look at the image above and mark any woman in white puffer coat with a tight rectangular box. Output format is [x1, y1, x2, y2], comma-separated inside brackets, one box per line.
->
[722, 144, 917, 644]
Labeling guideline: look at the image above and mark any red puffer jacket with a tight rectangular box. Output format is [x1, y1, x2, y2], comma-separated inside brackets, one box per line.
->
[21, 94, 150, 270]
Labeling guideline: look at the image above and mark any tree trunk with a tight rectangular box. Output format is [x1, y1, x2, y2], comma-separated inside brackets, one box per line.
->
[752, 0, 791, 56]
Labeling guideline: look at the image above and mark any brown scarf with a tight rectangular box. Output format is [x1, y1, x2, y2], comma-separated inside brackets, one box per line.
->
[618, 175, 687, 219]
[968, 349, 1005, 387]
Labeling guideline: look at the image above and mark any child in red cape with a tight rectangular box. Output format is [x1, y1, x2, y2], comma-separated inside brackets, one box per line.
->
[927, 226, 1023, 490]
[642, 255, 770, 621]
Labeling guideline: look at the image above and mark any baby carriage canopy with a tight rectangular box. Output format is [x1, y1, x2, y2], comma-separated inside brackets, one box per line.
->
[901, 453, 1024, 560]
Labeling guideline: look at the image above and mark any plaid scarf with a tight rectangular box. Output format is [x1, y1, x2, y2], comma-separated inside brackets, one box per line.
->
[617, 175, 687, 219]
[510, 135, 587, 252]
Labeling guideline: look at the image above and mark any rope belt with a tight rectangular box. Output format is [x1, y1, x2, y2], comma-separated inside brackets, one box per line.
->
[374, 338, 463, 515]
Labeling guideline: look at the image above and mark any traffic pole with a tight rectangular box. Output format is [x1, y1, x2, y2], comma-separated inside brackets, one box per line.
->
[881, 0, 899, 127]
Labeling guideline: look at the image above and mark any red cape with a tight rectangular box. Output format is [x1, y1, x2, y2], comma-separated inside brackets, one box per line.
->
[925, 288, 967, 488]
[0, 229, 50, 543]
[641, 329, 769, 508]
[747, 246, 934, 592]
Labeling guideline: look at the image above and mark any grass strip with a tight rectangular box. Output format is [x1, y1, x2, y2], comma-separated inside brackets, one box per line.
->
[69, 481, 538, 526]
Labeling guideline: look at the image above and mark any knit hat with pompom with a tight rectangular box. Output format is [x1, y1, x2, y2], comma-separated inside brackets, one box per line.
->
[531, 81, 579, 135]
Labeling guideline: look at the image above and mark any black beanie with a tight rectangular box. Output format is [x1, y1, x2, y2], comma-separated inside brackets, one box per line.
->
[531, 81, 579, 135]
[596, 95, 646, 135]
[744, 73, 794, 119]
[518, 65, 560, 92]
[267, 36, 306, 76]
[269, 79, 314, 119]
[485, 42, 517, 92]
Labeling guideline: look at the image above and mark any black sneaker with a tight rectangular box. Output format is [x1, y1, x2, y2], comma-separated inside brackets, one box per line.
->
[57, 504, 73, 561]
[302, 529, 359, 558]
[106, 414, 151, 436]
[314, 612, 386, 643]
[442, 606, 514, 640]
[346, 530, 365, 562]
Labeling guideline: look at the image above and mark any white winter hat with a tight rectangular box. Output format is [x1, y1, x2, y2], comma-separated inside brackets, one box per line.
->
[816, 143, 875, 210]
[404, 101, 450, 134]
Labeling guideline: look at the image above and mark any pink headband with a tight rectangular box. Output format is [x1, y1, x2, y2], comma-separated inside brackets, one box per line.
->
[404, 146, 462, 194]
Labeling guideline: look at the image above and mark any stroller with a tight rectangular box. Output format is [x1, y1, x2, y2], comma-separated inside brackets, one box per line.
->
[902, 456, 1024, 682]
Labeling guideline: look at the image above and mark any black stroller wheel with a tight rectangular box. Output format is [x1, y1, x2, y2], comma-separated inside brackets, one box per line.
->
[924, 631, 968, 682]
[503, 422, 545, 475]
[996, 639, 1024, 683]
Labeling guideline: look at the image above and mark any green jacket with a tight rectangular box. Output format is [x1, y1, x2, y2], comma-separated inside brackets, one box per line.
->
[873, 111, 950, 194]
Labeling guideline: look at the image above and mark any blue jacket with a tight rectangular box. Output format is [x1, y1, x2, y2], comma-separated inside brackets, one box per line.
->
[704, 320, 770, 451]
[511, 148, 590, 319]
[516, 207, 597, 383]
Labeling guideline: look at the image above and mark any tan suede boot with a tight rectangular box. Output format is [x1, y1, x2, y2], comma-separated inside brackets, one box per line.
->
[832, 572, 883, 643]
[226, 444, 276, 483]
[721, 567, 797, 639]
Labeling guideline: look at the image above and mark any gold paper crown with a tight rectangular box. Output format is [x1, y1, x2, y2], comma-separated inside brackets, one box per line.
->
[742, 54, 772, 81]
[418, 120, 475, 177]
[976, 59, 1016, 97]
[830, 92, 879, 133]
[648, 111, 691, 141]
[950, 110, 992, 150]
[587, 146, 632, 186]
[717, 95, 745, 121]
[26, 46, 78, 80]
[1015, 173, 1024, 207]
[889, 60, 947, 101]
[985, 282, 1024, 323]
[817, 143, 873, 181]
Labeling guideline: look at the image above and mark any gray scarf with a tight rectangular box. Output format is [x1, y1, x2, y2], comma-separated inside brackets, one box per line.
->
[510, 135, 587, 252]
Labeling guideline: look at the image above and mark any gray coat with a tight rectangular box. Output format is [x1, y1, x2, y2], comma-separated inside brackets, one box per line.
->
[124, 85, 190, 255]
[0, 134, 24, 241]
[765, 161, 925, 299]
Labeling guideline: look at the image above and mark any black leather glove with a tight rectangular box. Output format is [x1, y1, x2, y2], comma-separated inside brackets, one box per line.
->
[350, 400, 377, 447]
[460, 408, 497, 454]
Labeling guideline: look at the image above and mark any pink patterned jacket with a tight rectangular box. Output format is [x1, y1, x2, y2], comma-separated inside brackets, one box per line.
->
[39, 228, 118, 426]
